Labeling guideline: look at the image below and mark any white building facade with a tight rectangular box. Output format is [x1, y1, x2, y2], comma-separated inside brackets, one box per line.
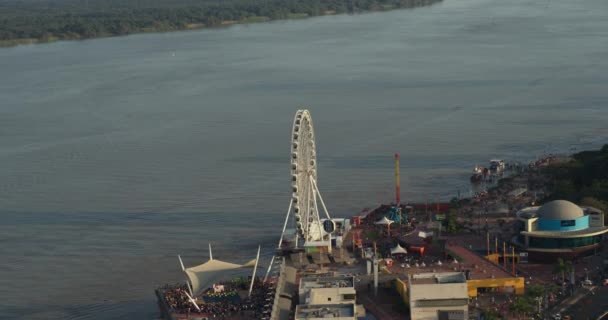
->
[407, 272, 469, 320]
[299, 275, 356, 305]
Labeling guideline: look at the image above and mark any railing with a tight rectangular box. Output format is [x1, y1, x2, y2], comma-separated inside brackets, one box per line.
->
[269, 258, 286, 320]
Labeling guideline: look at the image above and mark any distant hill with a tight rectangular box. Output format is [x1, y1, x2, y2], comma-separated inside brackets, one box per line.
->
[0, 0, 442, 47]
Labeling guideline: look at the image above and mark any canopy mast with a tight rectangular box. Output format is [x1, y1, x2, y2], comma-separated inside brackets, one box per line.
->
[248, 245, 261, 297]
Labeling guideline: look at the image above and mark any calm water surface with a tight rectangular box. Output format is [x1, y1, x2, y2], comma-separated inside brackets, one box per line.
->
[1, 0, 608, 318]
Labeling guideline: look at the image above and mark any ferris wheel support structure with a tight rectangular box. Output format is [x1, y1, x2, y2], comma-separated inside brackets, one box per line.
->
[277, 109, 333, 250]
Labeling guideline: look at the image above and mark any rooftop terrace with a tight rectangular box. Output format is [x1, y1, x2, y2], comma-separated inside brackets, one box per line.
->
[409, 272, 467, 285]
[299, 275, 354, 290]
[295, 303, 355, 319]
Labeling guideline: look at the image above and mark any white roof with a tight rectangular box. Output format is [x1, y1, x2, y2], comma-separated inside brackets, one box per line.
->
[375, 217, 394, 225]
[537, 200, 584, 220]
[391, 244, 408, 255]
[184, 258, 256, 296]
[418, 231, 434, 238]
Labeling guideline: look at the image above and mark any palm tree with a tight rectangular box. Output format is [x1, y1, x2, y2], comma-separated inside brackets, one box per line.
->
[553, 258, 573, 284]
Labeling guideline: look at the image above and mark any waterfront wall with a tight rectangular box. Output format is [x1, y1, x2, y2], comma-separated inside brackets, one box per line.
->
[155, 289, 177, 320]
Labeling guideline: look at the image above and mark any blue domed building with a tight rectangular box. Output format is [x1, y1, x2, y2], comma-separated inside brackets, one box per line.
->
[514, 200, 607, 261]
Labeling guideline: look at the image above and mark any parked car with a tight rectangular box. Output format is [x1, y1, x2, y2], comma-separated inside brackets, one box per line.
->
[603, 279, 608, 286]
[583, 279, 593, 286]
[553, 313, 561, 320]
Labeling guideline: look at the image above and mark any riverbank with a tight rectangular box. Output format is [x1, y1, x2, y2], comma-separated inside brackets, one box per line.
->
[0, 13, 315, 48]
[0, 0, 441, 48]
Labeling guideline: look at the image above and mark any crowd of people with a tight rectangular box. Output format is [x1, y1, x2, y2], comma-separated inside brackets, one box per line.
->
[160, 278, 275, 319]
[203, 290, 239, 303]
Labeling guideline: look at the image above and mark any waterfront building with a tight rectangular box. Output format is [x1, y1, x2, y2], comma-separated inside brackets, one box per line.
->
[514, 200, 608, 261]
[406, 272, 469, 320]
[295, 275, 366, 319]
[298, 275, 356, 305]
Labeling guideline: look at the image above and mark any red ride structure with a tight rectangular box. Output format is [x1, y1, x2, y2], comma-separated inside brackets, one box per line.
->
[395, 153, 400, 205]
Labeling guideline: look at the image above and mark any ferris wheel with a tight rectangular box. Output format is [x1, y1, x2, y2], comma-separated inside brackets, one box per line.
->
[279, 110, 332, 247]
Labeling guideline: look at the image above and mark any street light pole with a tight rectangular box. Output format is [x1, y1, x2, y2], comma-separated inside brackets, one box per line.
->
[484, 205, 488, 232]
[478, 209, 481, 235]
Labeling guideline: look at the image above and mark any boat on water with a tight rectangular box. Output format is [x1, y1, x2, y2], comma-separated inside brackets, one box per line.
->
[470, 173, 483, 183]
[470, 164, 488, 183]
[489, 159, 506, 172]
[471, 160, 506, 183]
[473, 164, 483, 174]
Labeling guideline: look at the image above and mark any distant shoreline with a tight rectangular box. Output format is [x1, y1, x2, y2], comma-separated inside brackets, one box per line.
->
[0, 12, 317, 48]
[0, 0, 441, 49]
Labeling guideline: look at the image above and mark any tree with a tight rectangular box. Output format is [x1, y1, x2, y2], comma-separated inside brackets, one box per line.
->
[446, 209, 459, 233]
[481, 307, 501, 320]
[0, 0, 445, 45]
[553, 258, 573, 284]
[526, 283, 545, 299]
[450, 197, 460, 208]
[510, 297, 534, 319]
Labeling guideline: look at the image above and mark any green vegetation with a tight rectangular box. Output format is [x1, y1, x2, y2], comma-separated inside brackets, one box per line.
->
[480, 308, 501, 320]
[445, 209, 460, 233]
[364, 229, 380, 241]
[552, 257, 573, 283]
[509, 284, 557, 320]
[545, 144, 608, 222]
[0, 0, 442, 47]
[526, 284, 544, 299]
[509, 296, 534, 319]
[526, 283, 554, 299]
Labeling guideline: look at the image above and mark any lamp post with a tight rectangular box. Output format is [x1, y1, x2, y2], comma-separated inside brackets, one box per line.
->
[535, 296, 542, 315]
[542, 283, 549, 319]
[478, 209, 481, 235]
[484, 205, 488, 232]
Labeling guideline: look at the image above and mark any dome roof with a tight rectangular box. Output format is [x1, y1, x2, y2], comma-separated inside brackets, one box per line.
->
[537, 200, 584, 220]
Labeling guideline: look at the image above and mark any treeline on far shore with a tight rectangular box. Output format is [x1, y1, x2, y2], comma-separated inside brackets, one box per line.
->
[0, 0, 442, 46]
[545, 144, 608, 214]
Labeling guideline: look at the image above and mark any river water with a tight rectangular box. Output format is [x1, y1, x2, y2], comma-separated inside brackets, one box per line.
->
[1, 0, 607, 318]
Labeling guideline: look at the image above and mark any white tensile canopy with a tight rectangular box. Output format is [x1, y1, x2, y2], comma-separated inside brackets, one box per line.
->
[390, 244, 408, 255]
[375, 217, 394, 225]
[184, 258, 256, 296]
[178, 244, 260, 298]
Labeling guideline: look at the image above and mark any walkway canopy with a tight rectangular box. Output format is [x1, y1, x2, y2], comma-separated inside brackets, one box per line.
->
[375, 217, 394, 226]
[179, 247, 258, 297]
[391, 244, 408, 255]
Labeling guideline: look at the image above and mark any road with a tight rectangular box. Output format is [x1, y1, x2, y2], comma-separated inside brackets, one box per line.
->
[553, 285, 608, 320]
